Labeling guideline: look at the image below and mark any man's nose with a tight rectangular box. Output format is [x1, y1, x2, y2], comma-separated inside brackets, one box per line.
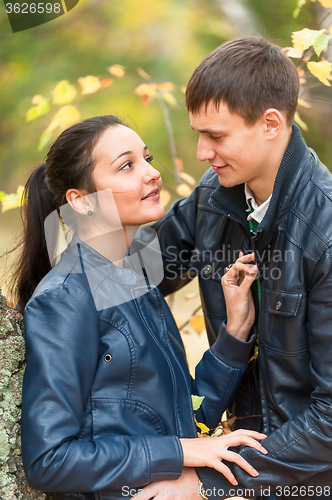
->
[197, 136, 216, 162]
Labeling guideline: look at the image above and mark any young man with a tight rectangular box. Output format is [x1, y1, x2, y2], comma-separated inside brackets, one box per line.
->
[153, 36, 332, 498]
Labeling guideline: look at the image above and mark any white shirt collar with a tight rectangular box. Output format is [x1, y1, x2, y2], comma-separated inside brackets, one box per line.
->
[244, 184, 272, 224]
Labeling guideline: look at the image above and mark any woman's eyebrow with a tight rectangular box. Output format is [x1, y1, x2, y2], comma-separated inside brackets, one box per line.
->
[111, 146, 149, 165]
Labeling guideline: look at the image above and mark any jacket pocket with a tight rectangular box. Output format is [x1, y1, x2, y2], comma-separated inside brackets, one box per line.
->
[92, 398, 166, 439]
[260, 290, 307, 352]
[268, 290, 302, 317]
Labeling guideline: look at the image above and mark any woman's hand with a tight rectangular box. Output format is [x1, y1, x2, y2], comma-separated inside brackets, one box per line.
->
[180, 429, 267, 486]
[221, 252, 258, 341]
[130, 467, 201, 500]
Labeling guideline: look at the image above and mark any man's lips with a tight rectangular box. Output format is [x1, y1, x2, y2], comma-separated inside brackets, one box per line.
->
[211, 164, 228, 173]
[141, 188, 159, 200]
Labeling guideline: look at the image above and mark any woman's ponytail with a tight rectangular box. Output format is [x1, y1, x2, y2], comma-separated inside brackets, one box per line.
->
[2, 114, 126, 311]
[3, 164, 57, 312]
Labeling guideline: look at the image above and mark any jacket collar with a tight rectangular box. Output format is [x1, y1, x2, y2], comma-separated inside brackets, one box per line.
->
[209, 124, 308, 250]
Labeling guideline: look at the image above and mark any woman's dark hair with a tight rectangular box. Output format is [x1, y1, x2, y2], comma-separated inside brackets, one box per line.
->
[186, 36, 300, 126]
[3, 115, 126, 311]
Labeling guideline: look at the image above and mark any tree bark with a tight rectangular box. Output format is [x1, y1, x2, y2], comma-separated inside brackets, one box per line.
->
[0, 290, 56, 500]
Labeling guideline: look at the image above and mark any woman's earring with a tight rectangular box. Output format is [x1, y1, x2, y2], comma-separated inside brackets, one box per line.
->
[87, 210, 93, 216]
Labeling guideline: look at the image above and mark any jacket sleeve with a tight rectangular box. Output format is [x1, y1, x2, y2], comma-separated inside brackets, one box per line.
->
[153, 192, 198, 297]
[198, 247, 332, 497]
[193, 323, 256, 430]
[22, 285, 183, 493]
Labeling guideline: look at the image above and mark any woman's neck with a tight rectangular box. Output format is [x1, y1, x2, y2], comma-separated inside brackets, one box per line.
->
[77, 225, 138, 266]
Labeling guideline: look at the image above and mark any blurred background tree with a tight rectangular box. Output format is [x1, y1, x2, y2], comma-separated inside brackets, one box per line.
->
[1, 0, 331, 255]
[1, 0, 332, 293]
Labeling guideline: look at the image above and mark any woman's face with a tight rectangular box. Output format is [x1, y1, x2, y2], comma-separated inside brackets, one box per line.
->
[91, 125, 164, 227]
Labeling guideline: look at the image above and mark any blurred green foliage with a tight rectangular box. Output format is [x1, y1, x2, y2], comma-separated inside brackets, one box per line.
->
[0, 0, 331, 244]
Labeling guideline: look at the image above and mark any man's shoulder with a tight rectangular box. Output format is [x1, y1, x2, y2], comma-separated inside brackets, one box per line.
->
[196, 167, 220, 189]
[289, 157, 332, 248]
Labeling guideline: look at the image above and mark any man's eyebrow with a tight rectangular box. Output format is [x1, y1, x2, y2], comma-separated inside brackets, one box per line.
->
[190, 125, 224, 134]
[111, 146, 148, 164]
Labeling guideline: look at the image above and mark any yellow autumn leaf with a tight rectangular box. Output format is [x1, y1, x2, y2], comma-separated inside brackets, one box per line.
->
[189, 314, 205, 334]
[163, 92, 177, 106]
[179, 172, 196, 186]
[108, 64, 125, 77]
[52, 80, 77, 105]
[100, 78, 114, 89]
[175, 158, 183, 173]
[46, 105, 81, 133]
[136, 67, 151, 80]
[159, 189, 171, 208]
[16, 185, 25, 204]
[307, 60, 332, 86]
[0, 185, 26, 213]
[194, 416, 210, 434]
[292, 28, 325, 58]
[1, 194, 20, 212]
[134, 83, 157, 97]
[26, 94, 50, 122]
[184, 292, 199, 301]
[192, 395, 205, 411]
[317, 0, 332, 7]
[176, 183, 192, 197]
[78, 76, 101, 95]
[155, 82, 176, 92]
[297, 98, 311, 108]
[294, 112, 308, 131]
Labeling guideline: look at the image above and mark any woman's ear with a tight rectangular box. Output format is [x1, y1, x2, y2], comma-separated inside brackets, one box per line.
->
[264, 108, 285, 139]
[66, 189, 92, 215]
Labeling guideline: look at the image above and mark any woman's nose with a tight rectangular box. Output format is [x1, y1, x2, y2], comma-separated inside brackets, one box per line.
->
[144, 162, 161, 183]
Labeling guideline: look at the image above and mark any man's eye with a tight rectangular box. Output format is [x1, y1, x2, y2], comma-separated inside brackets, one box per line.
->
[145, 155, 154, 164]
[210, 136, 221, 141]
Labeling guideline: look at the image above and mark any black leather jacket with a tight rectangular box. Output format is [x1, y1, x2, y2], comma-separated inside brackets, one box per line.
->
[153, 125, 332, 497]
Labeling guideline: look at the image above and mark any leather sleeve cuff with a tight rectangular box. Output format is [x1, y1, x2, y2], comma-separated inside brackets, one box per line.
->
[142, 435, 183, 481]
[196, 466, 252, 500]
[210, 322, 257, 369]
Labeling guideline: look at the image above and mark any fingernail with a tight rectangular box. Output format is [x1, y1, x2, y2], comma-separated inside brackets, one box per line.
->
[252, 469, 259, 476]
[262, 447, 268, 454]
[233, 479, 238, 485]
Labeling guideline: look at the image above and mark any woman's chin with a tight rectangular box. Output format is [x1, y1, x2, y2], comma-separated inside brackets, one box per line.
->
[140, 205, 165, 225]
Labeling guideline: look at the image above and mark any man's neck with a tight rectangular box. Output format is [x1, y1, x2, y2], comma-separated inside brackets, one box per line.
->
[248, 126, 293, 206]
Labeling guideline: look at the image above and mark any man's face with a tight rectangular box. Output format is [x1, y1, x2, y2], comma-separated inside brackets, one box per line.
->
[189, 100, 270, 189]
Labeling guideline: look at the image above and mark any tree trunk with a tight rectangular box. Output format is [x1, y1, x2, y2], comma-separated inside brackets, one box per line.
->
[0, 290, 56, 500]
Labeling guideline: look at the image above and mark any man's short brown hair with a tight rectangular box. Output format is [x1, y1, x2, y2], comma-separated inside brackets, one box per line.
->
[186, 36, 299, 126]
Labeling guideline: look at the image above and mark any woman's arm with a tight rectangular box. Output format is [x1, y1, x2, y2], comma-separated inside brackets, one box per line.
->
[22, 284, 183, 493]
[193, 253, 258, 429]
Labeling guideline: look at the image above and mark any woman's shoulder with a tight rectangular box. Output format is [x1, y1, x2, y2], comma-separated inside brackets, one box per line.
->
[25, 255, 93, 311]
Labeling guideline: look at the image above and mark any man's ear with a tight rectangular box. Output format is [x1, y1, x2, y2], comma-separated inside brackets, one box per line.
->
[263, 108, 285, 139]
[66, 189, 91, 215]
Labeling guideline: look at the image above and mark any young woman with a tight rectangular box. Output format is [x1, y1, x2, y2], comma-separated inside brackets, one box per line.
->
[11, 115, 265, 500]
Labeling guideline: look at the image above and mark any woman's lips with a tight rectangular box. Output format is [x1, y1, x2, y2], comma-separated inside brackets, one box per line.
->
[141, 188, 159, 201]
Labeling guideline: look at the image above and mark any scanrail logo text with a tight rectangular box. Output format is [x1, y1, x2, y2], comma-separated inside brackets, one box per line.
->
[3, 0, 79, 33]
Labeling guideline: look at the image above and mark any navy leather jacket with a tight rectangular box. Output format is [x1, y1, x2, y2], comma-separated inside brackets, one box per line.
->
[21, 234, 255, 499]
[152, 125, 332, 498]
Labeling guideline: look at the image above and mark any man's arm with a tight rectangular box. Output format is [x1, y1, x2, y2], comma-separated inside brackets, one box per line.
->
[198, 246, 332, 497]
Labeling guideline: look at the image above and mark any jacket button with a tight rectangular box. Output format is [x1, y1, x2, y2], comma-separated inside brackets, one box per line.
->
[202, 264, 212, 275]
[276, 301, 281, 311]
[104, 353, 112, 363]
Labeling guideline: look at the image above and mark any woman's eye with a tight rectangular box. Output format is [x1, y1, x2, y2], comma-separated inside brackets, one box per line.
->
[145, 155, 154, 164]
[119, 162, 132, 171]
